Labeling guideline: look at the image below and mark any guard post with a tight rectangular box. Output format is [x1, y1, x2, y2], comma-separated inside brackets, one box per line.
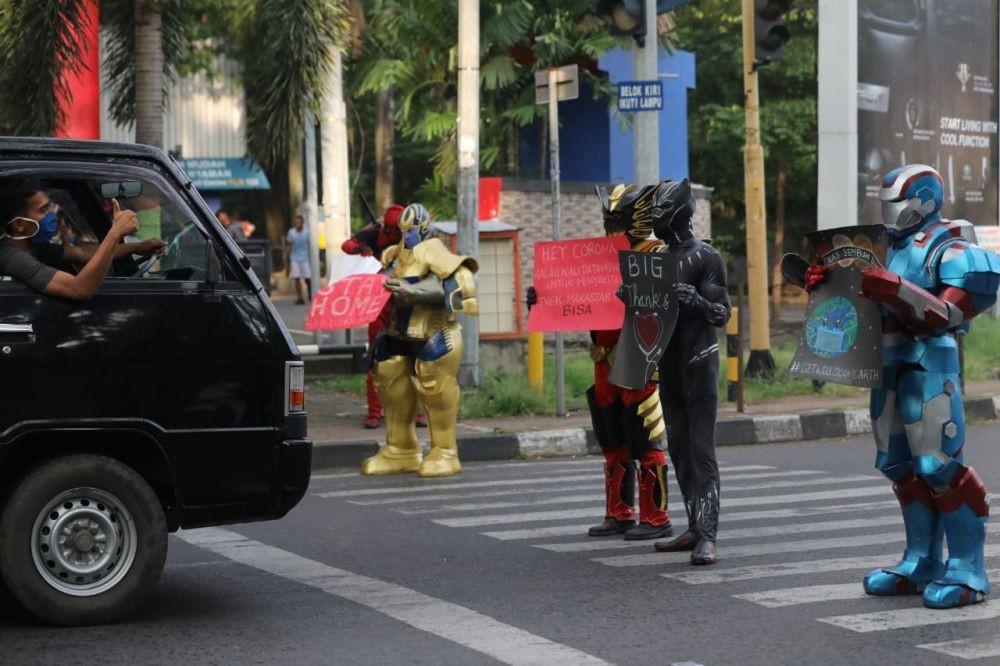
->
[727, 305, 740, 402]
[528, 332, 544, 393]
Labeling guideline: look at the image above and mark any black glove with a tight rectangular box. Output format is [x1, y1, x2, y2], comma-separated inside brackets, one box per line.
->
[674, 282, 727, 326]
[526, 285, 537, 311]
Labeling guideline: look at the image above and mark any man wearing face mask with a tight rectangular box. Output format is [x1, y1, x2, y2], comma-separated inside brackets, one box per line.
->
[360, 203, 479, 478]
[647, 179, 730, 566]
[0, 179, 153, 300]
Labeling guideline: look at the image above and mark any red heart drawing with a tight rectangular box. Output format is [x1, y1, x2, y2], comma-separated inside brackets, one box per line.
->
[634, 313, 662, 353]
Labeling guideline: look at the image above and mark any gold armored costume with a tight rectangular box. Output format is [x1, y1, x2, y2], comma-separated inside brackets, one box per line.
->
[361, 204, 478, 478]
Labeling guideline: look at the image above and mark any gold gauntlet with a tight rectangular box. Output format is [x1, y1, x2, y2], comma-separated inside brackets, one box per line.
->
[447, 266, 479, 316]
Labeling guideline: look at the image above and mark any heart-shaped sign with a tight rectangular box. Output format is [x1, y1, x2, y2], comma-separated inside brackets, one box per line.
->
[634, 313, 662, 353]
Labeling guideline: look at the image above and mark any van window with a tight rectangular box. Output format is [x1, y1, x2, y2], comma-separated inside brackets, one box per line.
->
[0, 170, 223, 282]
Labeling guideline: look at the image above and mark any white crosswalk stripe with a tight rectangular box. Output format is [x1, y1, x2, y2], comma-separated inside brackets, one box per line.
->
[735, 568, 1000, 609]
[315, 464, 775, 498]
[918, 634, 1000, 660]
[818, 599, 1000, 633]
[665, 544, 1000, 585]
[593, 533, 913, 567]
[404, 484, 891, 516]
[350, 472, 871, 508]
[733, 584, 868, 608]
[536, 516, 902, 553]
[437, 498, 899, 528]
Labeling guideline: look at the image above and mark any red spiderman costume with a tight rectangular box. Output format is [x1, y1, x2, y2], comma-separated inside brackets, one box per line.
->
[342, 204, 412, 429]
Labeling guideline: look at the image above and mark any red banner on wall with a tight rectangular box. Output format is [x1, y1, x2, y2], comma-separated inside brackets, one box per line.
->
[527, 236, 630, 333]
[306, 274, 391, 331]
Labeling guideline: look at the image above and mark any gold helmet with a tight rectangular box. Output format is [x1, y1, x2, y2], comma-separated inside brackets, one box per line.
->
[399, 203, 433, 247]
[596, 183, 654, 240]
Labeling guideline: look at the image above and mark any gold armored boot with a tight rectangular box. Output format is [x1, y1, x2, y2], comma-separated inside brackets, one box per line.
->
[361, 355, 423, 475]
[413, 325, 463, 477]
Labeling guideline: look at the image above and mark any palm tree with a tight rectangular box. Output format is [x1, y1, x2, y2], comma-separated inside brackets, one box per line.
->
[132, 0, 165, 147]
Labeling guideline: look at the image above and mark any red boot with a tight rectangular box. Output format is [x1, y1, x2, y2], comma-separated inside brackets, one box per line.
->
[625, 455, 672, 541]
[589, 458, 637, 536]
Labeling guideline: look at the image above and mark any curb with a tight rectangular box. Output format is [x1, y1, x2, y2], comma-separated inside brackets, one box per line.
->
[311, 393, 1000, 470]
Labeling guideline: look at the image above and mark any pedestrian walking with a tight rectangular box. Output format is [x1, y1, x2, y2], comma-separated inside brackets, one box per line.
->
[285, 215, 312, 305]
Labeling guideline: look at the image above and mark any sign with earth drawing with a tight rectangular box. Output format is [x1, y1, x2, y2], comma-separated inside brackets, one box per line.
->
[789, 225, 889, 389]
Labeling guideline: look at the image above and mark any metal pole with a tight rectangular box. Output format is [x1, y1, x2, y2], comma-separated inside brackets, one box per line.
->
[548, 68, 566, 417]
[741, 0, 775, 376]
[737, 282, 746, 413]
[632, 0, 660, 186]
[456, 0, 481, 388]
[303, 113, 322, 346]
[320, 47, 350, 345]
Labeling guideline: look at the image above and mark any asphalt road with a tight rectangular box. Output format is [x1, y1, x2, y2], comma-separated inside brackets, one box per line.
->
[5, 424, 1000, 665]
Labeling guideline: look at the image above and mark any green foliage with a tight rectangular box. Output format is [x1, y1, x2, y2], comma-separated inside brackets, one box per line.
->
[0, 0, 91, 136]
[242, 0, 352, 172]
[671, 0, 818, 255]
[962, 316, 1000, 380]
[348, 0, 625, 205]
[101, 0, 195, 128]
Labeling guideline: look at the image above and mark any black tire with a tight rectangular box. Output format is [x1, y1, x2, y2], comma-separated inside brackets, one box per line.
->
[0, 454, 167, 626]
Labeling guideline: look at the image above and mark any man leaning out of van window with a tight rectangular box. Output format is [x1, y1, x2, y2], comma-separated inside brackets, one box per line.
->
[0, 179, 154, 300]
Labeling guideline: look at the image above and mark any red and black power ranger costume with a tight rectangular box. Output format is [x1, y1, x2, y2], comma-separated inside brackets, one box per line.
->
[528, 184, 671, 541]
[342, 204, 406, 429]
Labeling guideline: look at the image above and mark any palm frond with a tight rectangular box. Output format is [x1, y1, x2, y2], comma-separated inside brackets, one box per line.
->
[0, 0, 90, 135]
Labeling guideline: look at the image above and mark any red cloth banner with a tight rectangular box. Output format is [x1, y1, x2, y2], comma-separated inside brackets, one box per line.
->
[54, 1, 100, 140]
[306, 274, 391, 331]
[527, 236, 630, 333]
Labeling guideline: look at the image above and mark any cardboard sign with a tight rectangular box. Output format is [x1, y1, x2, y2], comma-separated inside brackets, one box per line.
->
[305, 274, 391, 331]
[789, 224, 888, 388]
[609, 250, 679, 389]
[527, 236, 630, 333]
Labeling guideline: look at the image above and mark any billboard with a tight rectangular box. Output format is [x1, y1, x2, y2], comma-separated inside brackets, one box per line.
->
[857, 0, 999, 225]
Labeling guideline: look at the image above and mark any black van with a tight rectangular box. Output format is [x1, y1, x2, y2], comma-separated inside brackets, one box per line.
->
[0, 138, 311, 625]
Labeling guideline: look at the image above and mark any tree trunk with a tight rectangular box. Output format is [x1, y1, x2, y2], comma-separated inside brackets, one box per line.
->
[133, 0, 164, 148]
[374, 86, 395, 212]
[288, 134, 305, 216]
[770, 161, 787, 325]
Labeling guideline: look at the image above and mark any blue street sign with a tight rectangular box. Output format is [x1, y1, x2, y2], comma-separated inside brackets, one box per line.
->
[178, 158, 271, 191]
[616, 80, 663, 112]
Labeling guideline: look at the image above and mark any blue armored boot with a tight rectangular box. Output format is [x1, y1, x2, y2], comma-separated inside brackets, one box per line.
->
[864, 471, 944, 595]
[923, 466, 991, 609]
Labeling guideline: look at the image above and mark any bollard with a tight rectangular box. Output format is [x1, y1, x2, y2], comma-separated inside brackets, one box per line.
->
[727, 306, 740, 402]
[528, 332, 544, 393]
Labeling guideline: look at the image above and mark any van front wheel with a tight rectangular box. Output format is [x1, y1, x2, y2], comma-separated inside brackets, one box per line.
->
[0, 454, 167, 626]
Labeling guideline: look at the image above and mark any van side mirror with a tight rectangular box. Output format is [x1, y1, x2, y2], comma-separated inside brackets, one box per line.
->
[206, 239, 222, 284]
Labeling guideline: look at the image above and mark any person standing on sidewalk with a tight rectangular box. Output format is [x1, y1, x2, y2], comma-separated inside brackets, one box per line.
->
[648, 179, 730, 566]
[342, 203, 426, 430]
[528, 184, 672, 541]
[285, 215, 312, 305]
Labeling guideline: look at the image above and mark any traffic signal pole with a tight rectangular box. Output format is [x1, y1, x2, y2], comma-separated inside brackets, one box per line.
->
[456, 0, 481, 389]
[740, 0, 776, 376]
[632, 0, 660, 186]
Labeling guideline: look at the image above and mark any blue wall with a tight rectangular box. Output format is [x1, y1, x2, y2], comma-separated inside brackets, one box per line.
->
[518, 47, 695, 184]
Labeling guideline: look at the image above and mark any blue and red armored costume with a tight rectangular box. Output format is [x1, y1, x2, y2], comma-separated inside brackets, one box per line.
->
[812, 164, 1000, 609]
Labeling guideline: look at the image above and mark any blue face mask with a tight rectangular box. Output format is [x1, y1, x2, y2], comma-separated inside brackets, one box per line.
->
[28, 211, 58, 246]
[403, 228, 424, 249]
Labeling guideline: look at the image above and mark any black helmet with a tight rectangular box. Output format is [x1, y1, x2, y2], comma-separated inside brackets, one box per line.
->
[596, 183, 654, 241]
[650, 178, 694, 243]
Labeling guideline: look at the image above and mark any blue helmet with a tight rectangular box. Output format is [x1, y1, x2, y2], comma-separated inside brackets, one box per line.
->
[879, 164, 944, 231]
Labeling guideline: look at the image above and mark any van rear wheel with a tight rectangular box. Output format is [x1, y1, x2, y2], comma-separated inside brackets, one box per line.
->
[0, 454, 167, 626]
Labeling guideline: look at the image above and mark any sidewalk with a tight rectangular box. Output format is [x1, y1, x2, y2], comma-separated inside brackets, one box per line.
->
[306, 378, 1000, 469]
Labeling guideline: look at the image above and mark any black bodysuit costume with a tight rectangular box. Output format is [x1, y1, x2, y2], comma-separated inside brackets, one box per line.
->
[649, 179, 730, 565]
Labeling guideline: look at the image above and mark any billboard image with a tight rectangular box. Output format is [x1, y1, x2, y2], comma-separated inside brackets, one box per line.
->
[857, 0, 999, 225]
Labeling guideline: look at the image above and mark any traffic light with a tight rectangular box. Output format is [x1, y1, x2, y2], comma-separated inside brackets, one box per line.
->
[754, 0, 790, 64]
[595, 0, 646, 46]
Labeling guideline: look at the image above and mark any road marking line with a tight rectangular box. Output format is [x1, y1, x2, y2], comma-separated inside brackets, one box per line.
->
[314, 464, 775, 497]
[355, 474, 873, 508]
[482, 524, 598, 540]
[663, 545, 1000, 585]
[406, 484, 891, 516]
[818, 591, 1000, 633]
[919, 634, 1000, 660]
[537, 516, 902, 553]
[176, 528, 609, 665]
[733, 583, 868, 608]
[436, 499, 899, 528]
[316, 474, 601, 498]
[736, 568, 1000, 609]
[593, 533, 911, 567]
